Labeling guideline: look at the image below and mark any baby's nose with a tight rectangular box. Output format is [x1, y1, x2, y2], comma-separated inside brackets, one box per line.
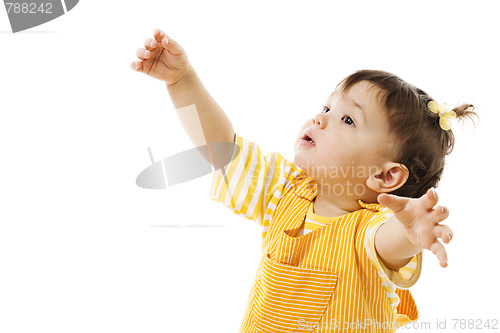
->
[313, 114, 327, 128]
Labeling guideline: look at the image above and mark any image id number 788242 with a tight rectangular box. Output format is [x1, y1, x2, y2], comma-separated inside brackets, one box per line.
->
[452, 319, 498, 330]
[5, 2, 53, 14]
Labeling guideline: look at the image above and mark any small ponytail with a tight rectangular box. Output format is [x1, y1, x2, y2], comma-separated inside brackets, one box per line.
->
[425, 101, 479, 155]
[442, 103, 479, 155]
[452, 103, 478, 126]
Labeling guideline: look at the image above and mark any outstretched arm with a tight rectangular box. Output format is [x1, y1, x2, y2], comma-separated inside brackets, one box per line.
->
[131, 29, 235, 150]
[375, 188, 453, 270]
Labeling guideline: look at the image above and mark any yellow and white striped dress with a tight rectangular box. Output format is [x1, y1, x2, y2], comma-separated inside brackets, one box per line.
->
[210, 134, 422, 333]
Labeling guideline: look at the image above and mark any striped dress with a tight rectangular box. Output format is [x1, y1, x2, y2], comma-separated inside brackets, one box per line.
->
[210, 134, 422, 333]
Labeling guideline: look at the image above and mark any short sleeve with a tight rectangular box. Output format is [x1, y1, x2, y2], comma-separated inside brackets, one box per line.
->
[362, 205, 422, 288]
[210, 133, 305, 227]
[357, 201, 422, 316]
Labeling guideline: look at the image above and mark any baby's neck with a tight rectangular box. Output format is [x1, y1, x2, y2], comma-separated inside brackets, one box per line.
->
[312, 194, 360, 218]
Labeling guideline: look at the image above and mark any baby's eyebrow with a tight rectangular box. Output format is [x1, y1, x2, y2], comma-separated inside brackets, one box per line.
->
[353, 100, 365, 112]
[352, 99, 368, 123]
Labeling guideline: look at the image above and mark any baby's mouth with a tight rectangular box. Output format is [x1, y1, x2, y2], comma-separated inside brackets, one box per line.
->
[301, 131, 315, 145]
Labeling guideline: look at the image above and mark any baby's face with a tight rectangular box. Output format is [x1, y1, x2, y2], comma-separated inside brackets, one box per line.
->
[294, 81, 396, 194]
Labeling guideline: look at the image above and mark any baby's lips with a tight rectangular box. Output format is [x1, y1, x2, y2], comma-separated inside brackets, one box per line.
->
[302, 128, 315, 143]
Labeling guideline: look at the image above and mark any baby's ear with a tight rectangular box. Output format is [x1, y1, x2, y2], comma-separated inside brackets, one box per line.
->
[366, 162, 409, 193]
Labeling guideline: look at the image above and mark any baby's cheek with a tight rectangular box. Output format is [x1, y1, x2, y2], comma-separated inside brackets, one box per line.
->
[321, 151, 348, 168]
[322, 153, 373, 180]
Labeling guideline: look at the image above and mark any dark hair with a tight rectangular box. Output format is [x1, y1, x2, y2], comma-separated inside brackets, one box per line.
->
[338, 70, 478, 198]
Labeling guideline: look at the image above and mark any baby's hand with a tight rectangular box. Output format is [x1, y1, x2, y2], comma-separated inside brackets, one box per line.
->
[131, 29, 190, 85]
[378, 189, 453, 268]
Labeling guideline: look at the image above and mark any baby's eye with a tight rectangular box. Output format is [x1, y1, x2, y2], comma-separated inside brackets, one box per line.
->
[342, 115, 355, 126]
[323, 106, 330, 113]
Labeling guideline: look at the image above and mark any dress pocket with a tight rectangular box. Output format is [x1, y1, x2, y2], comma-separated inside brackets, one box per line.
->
[250, 253, 338, 333]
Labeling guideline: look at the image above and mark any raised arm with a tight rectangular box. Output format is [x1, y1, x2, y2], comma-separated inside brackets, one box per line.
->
[131, 29, 235, 150]
[375, 188, 453, 270]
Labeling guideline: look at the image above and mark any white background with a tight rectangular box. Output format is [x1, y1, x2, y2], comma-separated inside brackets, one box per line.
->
[1, 1, 498, 332]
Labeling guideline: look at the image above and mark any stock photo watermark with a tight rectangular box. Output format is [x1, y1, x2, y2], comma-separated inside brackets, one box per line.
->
[3, 0, 79, 33]
[293, 161, 381, 197]
[297, 318, 499, 331]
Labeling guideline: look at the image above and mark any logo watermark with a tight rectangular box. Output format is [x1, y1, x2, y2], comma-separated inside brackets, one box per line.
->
[3, 0, 79, 33]
[136, 142, 239, 189]
[136, 104, 240, 190]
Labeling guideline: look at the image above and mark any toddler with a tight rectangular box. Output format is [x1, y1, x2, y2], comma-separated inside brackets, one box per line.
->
[131, 29, 477, 333]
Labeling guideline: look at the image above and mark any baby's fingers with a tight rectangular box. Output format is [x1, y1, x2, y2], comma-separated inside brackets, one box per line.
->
[430, 240, 448, 268]
[430, 205, 449, 224]
[153, 29, 166, 42]
[144, 37, 158, 50]
[433, 224, 453, 244]
[155, 31, 184, 56]
[136, 48, 151, 60]
[130, 61, 142, 72]
[420, 188, 439, 211]
[147, 31, 182, 55]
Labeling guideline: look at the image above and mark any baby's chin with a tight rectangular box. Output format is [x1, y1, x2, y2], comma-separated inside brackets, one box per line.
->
[293, 155, 318, 175]
[293, 154, 307, 170]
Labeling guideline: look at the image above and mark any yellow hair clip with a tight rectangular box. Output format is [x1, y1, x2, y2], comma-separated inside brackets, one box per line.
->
[428, 100, 457, 131]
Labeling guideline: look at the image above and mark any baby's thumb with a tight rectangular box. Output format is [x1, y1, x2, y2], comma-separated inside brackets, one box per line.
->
[161, 36, 169, 48]
[377, 193, 409, 213]
[160, 34, 184, 55]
